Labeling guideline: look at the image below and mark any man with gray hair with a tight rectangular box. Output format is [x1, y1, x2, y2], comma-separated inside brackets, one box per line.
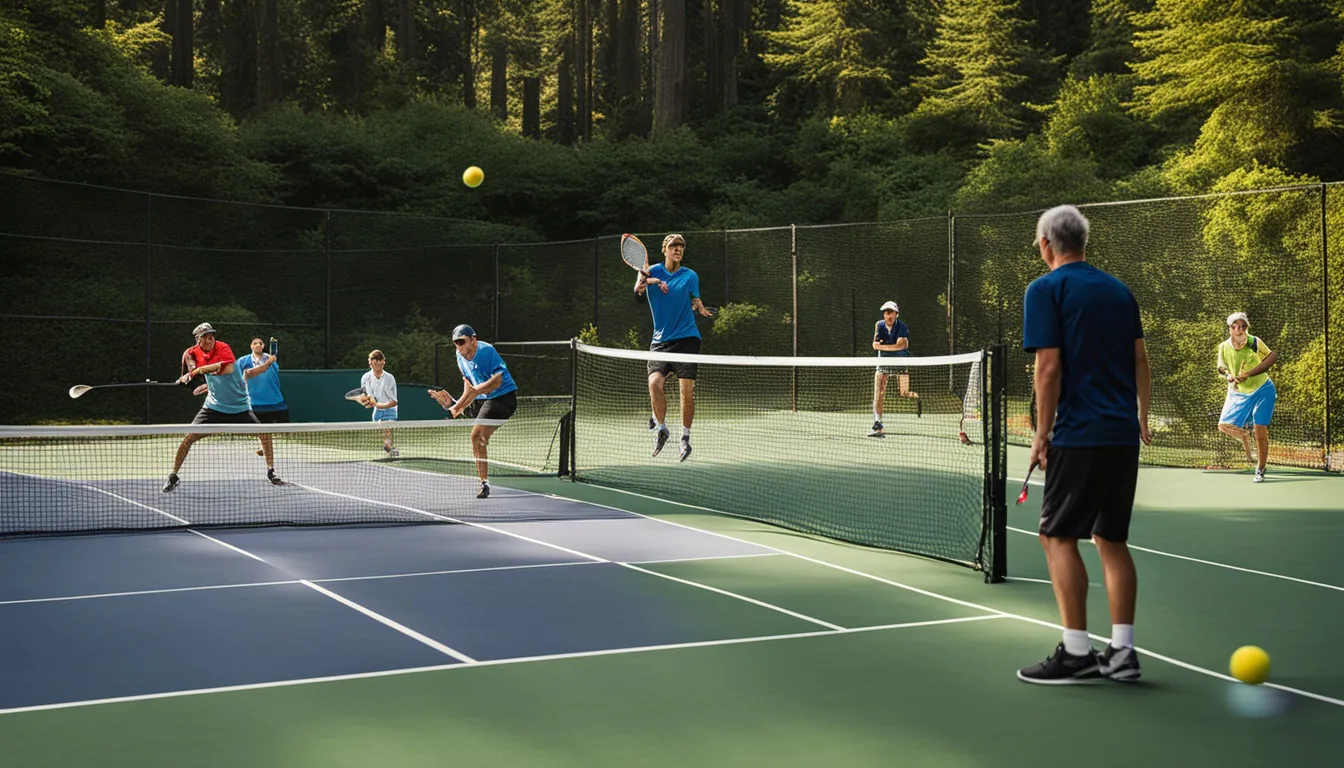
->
[1017, 205, 1152, 685]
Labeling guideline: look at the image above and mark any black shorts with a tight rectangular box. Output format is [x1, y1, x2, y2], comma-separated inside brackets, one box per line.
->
[476, 390, 518, 421]
[647, 337, 701, 380]
[192, 408, 261, 426]
[252, 408, 290, 424]
[1039, 444, 1141, 541]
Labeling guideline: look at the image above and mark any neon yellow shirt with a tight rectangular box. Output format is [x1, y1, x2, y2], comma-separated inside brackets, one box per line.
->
[1216, 335, 1272, 395]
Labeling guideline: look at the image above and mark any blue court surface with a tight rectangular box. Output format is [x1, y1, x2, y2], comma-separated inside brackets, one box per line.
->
[0, 484, 787, 712]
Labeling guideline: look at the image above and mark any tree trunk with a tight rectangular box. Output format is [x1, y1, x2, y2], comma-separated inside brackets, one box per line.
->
[522, 76, 541, 138]
[490, 37, 507, 119]
[168, 0, 194, 88]
[219, 0, 259, 117]
[557, 41, 575, 144]
[722, 0, 745, 110]
[615, 0, 640, 102]
[600, 0, 618, 107]
[462, 0, 477, 108]
[260, 0, 281, 105]
[703, 0, 717, 116]
[646, 0, 658, 112]
[90, 0, 106, 29]
[396, 0, 416, 62]
[575, 0, 589, 140]
[152, 3, 171, 81]
[654, 0, 685, 134]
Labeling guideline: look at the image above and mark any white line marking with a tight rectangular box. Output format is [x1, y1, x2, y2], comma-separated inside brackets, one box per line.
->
[572, 484, 1344, 709]
[312, 561, 596, 584]
[85, 486, 192, 525]
[0, 580, 301, 606]
[620, 563, 845, 631]
[1006, 576, 1102, 588]
[301, 581, 475, 663]
[0, 615, 1006, 716]
[1006, 526, 1344, 593]
[624, 552, 783, 566]
[287, 482, 608, 564]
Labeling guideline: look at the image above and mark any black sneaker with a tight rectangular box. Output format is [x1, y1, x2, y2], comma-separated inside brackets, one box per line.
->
[267, 468, 283, 486]
[679, 436, 692, 462]
[652, 426, 670, 457]
[648, 417, 656, 430]
[477, 482, 490, 499]
[868, 420, 885, 438]
[1017, 642, 1101, 685]
[1098, 644, 1141, 682]
[1254, 467, 1266, 483]
[161, 473, 179, 493]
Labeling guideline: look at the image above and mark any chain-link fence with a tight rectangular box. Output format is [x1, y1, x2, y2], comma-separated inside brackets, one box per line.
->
[3, 172, 1339, 472]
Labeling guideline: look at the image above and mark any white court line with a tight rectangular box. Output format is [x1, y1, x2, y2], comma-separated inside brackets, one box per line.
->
[1005, 526, 1344, 593]
[623, 552, 783, 566]
[0, 615, 1006, 716]
[621, 563, 845, 631]
[0, 580, 302, 606]
[567, 484, 1344, 709]
[73, 487, 477, 665]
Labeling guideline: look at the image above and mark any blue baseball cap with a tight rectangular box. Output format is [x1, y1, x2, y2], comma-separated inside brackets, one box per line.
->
[452, 324, 476, 340]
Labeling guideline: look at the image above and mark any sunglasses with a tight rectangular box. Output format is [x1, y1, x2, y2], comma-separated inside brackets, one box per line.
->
[453, 339, 468, 346]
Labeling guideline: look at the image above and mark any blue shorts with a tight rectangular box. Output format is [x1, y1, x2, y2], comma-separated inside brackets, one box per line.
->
[373, 407, 398, 422]
[1219, 380, 1276, 428]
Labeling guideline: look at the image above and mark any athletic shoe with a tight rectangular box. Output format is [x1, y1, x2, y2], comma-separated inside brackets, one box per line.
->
[868, 420, 885, 438]
[679, 436, 692, 462]
[161, 473, 180, 493]
[648, 417, 656, 430]
[477, 482, 490, 499]
[652, 426, 670, 457]
[389, 448, 400, 458]
[1254, 468, 1265, 483]
[1017, 642, 1101, 685]
[267, 468, 283, 486]
[1098, 644, 1141, 682]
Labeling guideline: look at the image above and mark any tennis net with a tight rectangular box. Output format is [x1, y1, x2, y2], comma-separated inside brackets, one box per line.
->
[0, 397, 584, 538]
[569, 342, 1008, 581]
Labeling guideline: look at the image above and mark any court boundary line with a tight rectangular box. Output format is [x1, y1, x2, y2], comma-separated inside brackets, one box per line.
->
[77, 487, 480, 665]
[557, 484, 1344, 709]
[0, 615, 1006, 716]
[0, 554, 785, 607]
[621, 563, 845, 631]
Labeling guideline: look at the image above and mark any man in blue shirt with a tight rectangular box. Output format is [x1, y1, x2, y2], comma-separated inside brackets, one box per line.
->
[635, 233, 714, 461]
[239, 337, 287, 459]
[869, 300, 921, 438]
[431, 324, 518, 498]
[1017, 205, 1152, 686]
[164, 323, 283, 492]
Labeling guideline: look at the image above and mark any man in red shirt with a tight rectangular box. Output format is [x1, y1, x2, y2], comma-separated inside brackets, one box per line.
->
[164, 323, 282, 492]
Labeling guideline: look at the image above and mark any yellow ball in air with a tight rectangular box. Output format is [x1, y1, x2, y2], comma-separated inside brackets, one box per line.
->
[463, 166, 484, 188]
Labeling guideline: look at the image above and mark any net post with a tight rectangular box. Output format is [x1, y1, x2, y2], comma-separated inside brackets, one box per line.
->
[568, 337, 578, 481]
[144, 192, 153, 425]
[324, 210, 332, 369]
[592, 237, 600, 330]
[987, 344, 1008, 582]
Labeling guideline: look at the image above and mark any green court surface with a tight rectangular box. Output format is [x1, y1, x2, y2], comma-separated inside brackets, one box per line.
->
[1, 446, 1340, 767]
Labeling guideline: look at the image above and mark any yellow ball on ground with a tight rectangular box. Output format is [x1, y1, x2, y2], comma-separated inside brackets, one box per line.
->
[463, 166, 484, 188]
[1230, 645, 1271, 685]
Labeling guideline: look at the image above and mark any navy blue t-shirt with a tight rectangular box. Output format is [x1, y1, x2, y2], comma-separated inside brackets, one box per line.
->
[1022, 261, 1143, 447]
[874, 319, 911, 358]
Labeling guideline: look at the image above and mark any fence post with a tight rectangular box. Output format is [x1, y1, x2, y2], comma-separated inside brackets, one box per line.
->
[722, 229, 729, 304]
[1323, 183, 1332, 471]
[592, 236, 600, 331]
[493, 244, 501, 340]
[144, 193, 153, 424]
[947, 211, 956, 357]
[791, 223, 798, 411]
[324, 210, 332, 369]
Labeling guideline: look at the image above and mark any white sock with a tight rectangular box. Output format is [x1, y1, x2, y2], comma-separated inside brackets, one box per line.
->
[682, 427, 691, 438]
[873, 410, 881, 421]
[1111, 624, 1134, 649]
[656, 421, 666, 431]
[1062, 629, 1091, 656]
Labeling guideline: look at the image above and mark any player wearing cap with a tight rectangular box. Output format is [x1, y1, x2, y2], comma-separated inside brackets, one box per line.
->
[1216, 312, 1279, 482]
[360, 349, 400, 457]
[869, 300, 921, 438]
[164, 323, 282, 492]
[634, 233, 714, 461]
[431, 324, 518, 499]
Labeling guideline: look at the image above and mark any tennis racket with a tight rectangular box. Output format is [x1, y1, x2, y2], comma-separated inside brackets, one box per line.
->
[1015, 461, 1039, 505]
[621, 234, 651, 277]
[69, 381, 182, 399]
[344, 387, 367, 402]
[269, 337, 278, 357]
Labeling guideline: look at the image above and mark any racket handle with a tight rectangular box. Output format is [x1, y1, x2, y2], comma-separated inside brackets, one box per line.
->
[269, 337, 278, 357]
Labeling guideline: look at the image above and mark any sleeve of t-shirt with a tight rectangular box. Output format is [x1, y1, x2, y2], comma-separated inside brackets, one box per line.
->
[481, 346, 506, 376]
[360, 372, 372, 393]
[689, 270, 700, 299]
[1022, 281, 1061, 353]
[1131, 292, 1144, 340]
[238, 356, 253, 373]
[897, 321, 910, 340]
[385, 373, 398, 403]
[214, 343, 237, 367]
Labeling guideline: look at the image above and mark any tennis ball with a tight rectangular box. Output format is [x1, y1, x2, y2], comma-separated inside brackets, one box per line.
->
[1230, 645, 1271, 685]
[463, 166, 484, 188]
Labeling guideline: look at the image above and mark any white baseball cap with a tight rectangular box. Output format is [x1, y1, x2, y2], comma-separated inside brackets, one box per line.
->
[880, 301, 899, 313]
[1226, 312, 1249, 327]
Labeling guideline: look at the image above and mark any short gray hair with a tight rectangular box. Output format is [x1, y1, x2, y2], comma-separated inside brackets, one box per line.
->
[1035, 205, 1089, 255]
